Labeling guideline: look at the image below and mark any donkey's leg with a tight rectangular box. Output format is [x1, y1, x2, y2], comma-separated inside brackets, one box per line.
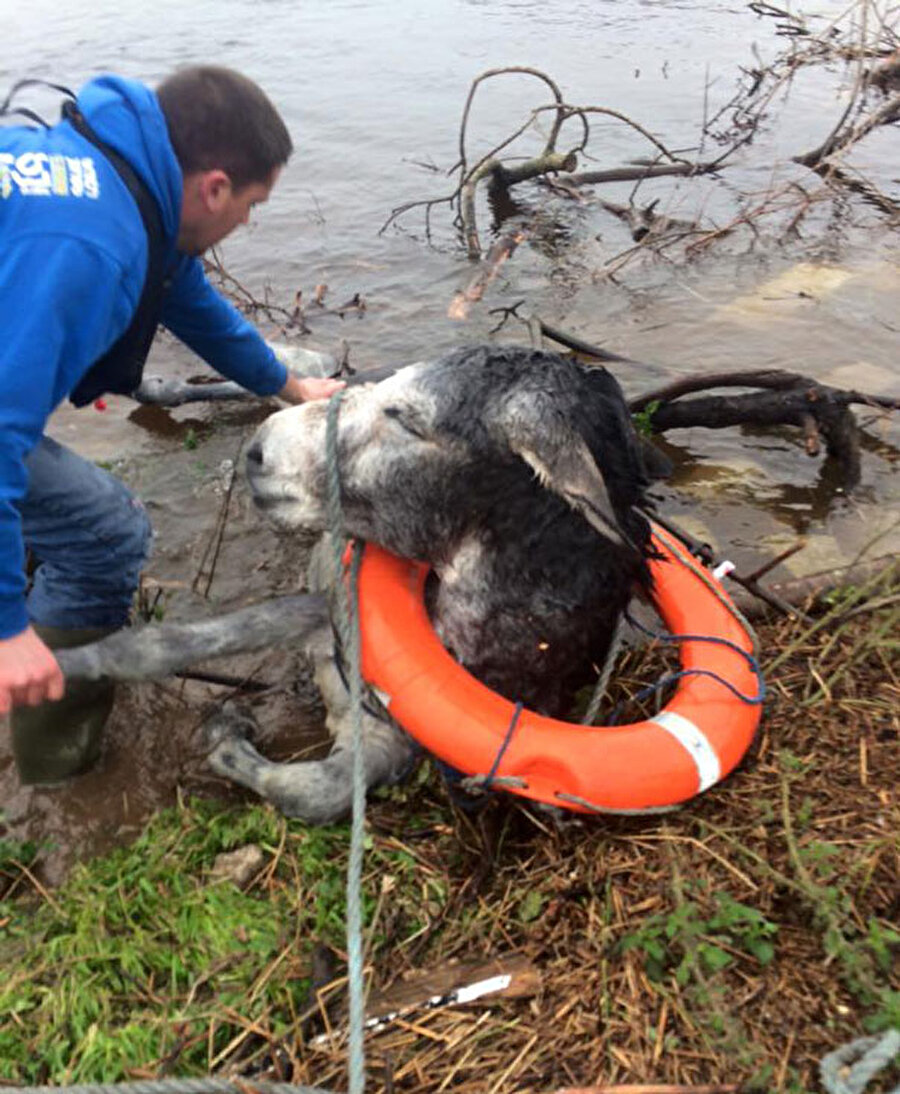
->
[55, 595, 328, 683]
[205, 696, 416, 824]
[206, 534, 417, 822]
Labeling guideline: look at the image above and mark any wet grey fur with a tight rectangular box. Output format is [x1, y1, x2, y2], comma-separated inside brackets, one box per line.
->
[204, 537, 418, 823]
[56, 596, 327, 681]
[214, 344, 655, 819]
[62, 345, 655, 823]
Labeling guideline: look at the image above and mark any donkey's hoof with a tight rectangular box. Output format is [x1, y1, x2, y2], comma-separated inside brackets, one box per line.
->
[204, 706, 258, 752]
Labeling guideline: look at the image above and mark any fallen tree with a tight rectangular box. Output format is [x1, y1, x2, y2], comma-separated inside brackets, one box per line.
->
[378, 4, 898, 280]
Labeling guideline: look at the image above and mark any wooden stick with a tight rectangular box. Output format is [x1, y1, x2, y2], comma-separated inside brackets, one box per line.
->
[448, 230, 527, 320]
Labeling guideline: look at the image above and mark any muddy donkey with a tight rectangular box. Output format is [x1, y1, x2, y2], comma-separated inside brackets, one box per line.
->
[201, 344, 656, 821]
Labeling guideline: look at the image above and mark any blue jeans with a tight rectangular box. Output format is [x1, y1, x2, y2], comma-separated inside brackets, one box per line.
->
[20, 436, 153, 630]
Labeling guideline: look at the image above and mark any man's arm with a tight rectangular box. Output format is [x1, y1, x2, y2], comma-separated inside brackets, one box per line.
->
[162, 256, 342, 401]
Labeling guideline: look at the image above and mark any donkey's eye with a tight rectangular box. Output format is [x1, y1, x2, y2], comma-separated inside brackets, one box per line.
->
[384, 405, 427, 439]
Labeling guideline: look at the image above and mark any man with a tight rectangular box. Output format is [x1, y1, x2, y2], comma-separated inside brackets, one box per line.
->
[0, 66, 343, 783]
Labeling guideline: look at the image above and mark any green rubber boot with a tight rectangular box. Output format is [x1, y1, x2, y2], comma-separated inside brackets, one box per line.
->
[11, 624, 117, 786]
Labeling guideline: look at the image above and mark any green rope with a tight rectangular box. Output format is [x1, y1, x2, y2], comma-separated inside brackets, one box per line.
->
[580, 613, 625, 725]
[325, 392, 367, 1094]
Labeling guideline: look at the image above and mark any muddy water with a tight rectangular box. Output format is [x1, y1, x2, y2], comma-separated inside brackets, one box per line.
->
[1, 0, 897, 879]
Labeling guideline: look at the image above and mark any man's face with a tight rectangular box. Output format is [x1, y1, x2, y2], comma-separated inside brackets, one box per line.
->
[178, 167, 280, 255]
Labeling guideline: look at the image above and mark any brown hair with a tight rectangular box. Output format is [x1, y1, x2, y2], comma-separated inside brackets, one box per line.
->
[156, 65, 292, 190]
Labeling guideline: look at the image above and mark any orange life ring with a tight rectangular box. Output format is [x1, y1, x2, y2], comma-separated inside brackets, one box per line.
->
[352, 523, 762, 814]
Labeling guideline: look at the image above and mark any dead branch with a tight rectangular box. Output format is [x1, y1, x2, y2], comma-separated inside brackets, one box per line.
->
[657, 390, 862, 480]
[630, 370, 899, 489]
[630, 370, 900, 413]
[537, 321, 635, 364]
[383, 65, 713, 259]
[455, 67, 568, 185]
[868, 50, 900, 92]
[487, 304, 636, 363]
[456, 98, 690, 257]
[652, 513, 814, 622]
[461, 148, 576, 258]
[651, 513, 899, 624]
[448, 229, 527, 320]
[384, 4, 899, 285]
[597, 197, 700, 242]
[566, 161, 720, 186]
[794, 90, 900, 168]
[458, 99, 698, 257]
[732, 554, 899, 621]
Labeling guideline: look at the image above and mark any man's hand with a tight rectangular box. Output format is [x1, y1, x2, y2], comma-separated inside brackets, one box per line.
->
[277, 374, 346, 405]
[0, 626, 65, 714]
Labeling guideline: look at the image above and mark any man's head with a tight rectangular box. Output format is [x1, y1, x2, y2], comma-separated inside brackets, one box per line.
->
[156, 65, 292, 255]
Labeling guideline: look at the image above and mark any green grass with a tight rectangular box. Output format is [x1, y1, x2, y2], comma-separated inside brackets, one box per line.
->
[0, 797, 423, 1083]
[0, 567, 897, 1090]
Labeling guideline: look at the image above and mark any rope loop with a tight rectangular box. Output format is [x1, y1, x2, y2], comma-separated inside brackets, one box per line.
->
[606, 607, 766, 727]
[820, 1029, 900, 1094]
[455, 700, 527, 796]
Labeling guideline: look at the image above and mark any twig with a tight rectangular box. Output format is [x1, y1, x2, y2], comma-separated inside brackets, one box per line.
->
[174, 669, 276, 692]
[192, 432, 246, 599]
[447, 229, 527, 319]
[743, 541, 808, 584]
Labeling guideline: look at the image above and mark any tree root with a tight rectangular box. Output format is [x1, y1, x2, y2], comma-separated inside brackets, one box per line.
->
[631, 370, 899, 489]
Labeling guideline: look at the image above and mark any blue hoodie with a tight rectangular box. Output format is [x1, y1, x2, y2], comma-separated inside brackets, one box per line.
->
[0, 76, 289, 639]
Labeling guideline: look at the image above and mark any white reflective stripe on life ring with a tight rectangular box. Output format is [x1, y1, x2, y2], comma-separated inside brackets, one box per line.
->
[650, 710, 722, 792]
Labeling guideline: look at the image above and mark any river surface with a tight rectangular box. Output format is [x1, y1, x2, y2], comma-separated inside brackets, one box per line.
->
[1, 0, 897, 878]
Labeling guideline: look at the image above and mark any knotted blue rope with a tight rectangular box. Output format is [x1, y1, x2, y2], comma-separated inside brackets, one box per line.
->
[606, 607, 766, 726]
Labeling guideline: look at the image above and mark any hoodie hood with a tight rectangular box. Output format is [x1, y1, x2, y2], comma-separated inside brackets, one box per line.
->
[76, 75, 182, 244]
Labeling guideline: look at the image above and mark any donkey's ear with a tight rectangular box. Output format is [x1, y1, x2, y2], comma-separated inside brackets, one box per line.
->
[491, 393, 639, 553]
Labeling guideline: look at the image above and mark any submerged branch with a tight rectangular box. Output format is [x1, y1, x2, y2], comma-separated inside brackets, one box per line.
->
[448, 230, 528, 319]
[631, 370, 899, 489]
[566, 161, 721, 186]
[794, 90, 900, 168]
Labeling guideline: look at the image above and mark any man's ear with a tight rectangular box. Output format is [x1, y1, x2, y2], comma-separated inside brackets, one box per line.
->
[197, 169, 232, 213]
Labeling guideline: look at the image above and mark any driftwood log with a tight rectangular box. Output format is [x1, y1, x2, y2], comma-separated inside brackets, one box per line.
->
[476, 313, 900, 494]
[629, 369, 900, 488]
